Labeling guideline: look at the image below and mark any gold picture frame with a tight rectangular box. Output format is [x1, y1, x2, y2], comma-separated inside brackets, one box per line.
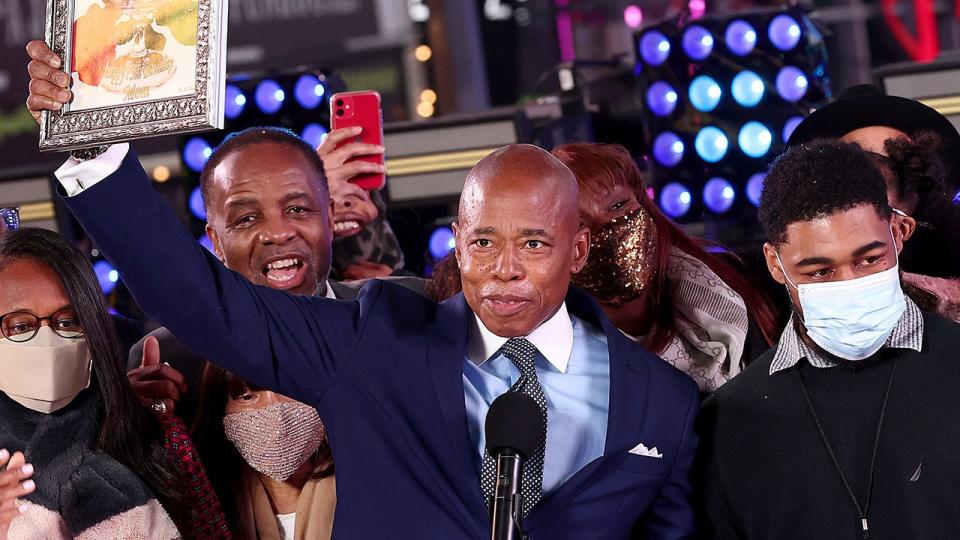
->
[39, 0, 227, 151]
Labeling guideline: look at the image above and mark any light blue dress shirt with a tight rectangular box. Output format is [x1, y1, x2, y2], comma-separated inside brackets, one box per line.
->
[463, 306, 610, 495]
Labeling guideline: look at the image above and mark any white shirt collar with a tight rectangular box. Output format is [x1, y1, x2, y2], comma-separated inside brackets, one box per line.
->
[467, 302, 574, 373]
[323, 280, 337, 299]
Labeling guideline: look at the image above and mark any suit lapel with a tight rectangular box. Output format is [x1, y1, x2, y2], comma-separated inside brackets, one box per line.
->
[426, 293, 489, 531]
[601, 324, 651, 455]
[524, 288, 651, 529]
[566, 287, 650, 455]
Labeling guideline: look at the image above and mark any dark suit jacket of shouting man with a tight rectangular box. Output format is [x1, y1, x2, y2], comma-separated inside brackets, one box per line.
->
[128, 278, 425, 377]
[127, 277, 426, 424]
[56, 147, 699, 539]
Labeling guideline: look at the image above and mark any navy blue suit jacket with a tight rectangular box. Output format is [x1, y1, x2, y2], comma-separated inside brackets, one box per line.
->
[62, 151, 700, 539]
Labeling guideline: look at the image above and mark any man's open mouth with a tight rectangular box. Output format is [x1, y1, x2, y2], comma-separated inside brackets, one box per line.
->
[261, 257, 305, 286]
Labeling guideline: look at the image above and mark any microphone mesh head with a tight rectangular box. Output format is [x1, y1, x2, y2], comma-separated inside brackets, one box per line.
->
[484, 392, 545, 459]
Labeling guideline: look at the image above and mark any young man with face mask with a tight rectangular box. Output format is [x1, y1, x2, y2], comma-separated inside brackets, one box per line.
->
[787, 84, 960, 279]
[696, 140, 960, 539]
[786, 84, 960, 323]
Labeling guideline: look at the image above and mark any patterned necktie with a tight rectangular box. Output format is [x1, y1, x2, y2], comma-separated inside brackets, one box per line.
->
[481, 337, 548, 517]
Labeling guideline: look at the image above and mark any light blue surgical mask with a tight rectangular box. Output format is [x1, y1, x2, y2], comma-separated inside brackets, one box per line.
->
[777, 229, 906, 361]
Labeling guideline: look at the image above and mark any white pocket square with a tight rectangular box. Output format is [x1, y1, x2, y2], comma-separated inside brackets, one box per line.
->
[629, 442, 663, 459]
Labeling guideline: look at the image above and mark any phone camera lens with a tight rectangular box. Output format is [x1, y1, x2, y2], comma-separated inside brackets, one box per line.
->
[335, 99, 344, 107]
[336, 109, 344, 116]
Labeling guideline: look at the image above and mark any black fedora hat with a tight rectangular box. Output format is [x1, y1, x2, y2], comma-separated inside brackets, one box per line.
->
[786, 84, 960, 178]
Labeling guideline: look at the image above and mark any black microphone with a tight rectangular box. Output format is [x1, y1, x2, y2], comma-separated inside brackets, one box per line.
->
[485, 391, 546, 540]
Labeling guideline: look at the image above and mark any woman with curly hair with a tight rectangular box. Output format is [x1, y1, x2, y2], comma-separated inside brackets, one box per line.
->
[872, 132, 960, 278]
[864, 137, 960, 321]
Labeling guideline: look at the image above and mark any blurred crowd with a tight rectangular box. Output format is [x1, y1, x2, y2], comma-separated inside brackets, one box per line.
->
[2, 40, 960, 540]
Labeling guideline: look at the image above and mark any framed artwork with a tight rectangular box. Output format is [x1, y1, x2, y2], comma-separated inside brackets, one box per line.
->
[39, 0, 227, 151]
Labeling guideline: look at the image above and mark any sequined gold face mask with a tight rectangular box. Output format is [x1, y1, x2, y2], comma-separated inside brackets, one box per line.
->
[572, 207, 659, 306]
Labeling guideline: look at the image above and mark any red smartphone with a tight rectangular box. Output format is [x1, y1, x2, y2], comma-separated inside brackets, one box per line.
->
[329, 90, 386, 190]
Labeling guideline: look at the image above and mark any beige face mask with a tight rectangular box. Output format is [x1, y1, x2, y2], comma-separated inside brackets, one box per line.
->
[0, 327, 92, 414]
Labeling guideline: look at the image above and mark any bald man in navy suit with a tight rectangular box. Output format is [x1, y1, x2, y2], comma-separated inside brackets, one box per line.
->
[28, 39, 699, 539]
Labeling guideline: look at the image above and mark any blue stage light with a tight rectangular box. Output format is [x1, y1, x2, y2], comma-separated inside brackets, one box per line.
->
[224, 84, 246, 119]
[688, 75, 722, 112]
[429, 227, 456, 259]
[189, 185, 207, 220]
[255, 79, 285, 114]
[694, 126, 729, 163]
[769, 14, 801, 51]
[0, 207, 18, 231]
[731, 71, 765, 108]
[703, 177, 735, 213]
[747, 172, 765, 207]
[725, 20, 757, 56]
[93, 260, 117, 295]
[652, 131, 685, 168]
[639, 30, 671, 66]
[301, 123, 329, 148]
[199, 234, 215, 254]
[682, 25, 714, 61]
[782, 116, 803, 143]
[294, 74, 325, 110]
[776, 66, 808, 102]
[738, 121, 773, 158]
[182, 137, 212, 173]
[646, 81, 678, 117]
[659, 182, 692, 218]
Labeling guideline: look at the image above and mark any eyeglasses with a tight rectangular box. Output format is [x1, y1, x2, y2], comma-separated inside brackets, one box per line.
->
[0, 207, 20, 231]
[0, 308, 84, 343]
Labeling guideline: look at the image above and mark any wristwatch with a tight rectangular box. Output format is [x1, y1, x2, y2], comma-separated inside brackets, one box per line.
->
[69, 145, 109, 162]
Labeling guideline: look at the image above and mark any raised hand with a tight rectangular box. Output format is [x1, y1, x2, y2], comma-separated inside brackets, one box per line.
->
[315, 127, 386, 185]
[0, 449, 35, 540]
[127, 336, 188, 415]
[25, 40, 72, 124]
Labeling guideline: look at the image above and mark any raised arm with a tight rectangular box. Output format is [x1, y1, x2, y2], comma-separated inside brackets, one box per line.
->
[26, 41, 366, 406]
[71, 147, 364, 404]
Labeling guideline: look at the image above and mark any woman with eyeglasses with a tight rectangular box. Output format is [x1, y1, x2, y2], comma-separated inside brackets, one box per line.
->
[0, 228, 230, 539]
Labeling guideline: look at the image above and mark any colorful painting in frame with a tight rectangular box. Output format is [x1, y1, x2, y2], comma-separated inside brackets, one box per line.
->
[39, 0, 226, 151]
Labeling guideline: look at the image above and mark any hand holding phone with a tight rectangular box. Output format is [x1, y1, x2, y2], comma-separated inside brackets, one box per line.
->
[315, 127, 386, 191]
[328, 91, 386, 190]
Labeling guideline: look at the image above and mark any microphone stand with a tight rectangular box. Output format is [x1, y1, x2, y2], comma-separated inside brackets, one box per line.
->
[490, 450, 527, 540]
